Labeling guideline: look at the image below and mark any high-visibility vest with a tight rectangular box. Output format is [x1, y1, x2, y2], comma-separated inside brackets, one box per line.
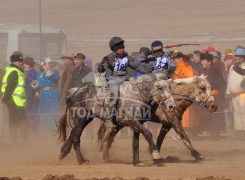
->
[95, 76, 100, 86]
[1, 66, 26, 107]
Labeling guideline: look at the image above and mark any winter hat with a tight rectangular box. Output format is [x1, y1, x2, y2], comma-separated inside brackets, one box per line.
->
[10, 51, 23, 62]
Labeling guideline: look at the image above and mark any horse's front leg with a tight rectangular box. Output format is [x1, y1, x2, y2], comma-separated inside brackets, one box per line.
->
[72, 117, 93, 165]
[156, 123, 172, 152]
[127, 120, 161, 163]
[171, 117, 204, 161]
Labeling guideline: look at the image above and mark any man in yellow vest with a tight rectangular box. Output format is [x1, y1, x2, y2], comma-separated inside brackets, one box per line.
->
[1, 51, 28, 142]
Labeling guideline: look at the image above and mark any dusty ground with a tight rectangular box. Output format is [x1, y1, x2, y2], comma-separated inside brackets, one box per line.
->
[0, 0, 245, 179]
[0, 127, 244, 180]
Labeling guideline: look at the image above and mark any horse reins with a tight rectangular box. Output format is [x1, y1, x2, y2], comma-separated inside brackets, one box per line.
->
[171, 92, 208, 110]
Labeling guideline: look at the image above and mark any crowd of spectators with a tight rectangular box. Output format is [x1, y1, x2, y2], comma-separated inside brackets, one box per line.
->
[1, 44, 245, 142]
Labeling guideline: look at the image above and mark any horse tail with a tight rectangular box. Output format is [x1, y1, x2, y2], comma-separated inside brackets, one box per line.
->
[57, 106, 69, 143]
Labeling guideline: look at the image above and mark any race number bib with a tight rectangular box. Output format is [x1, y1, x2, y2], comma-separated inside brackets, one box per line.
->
[114, 57, 128, 71]
[156, 57, 167, 70]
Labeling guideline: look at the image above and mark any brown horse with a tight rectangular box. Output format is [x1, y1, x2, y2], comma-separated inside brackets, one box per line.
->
[57, 73, 176, 165]
[99, 75, 218, 166]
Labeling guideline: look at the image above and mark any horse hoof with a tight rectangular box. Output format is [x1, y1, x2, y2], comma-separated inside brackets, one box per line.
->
[78, 159, 89, 165]
[153, 158, 165, 164]
[191, 151, 204, 161]
[103, 158, 111, 163]
[134, 161, 145, 167]
[83, 159, 90, 164]
[195, 155, 205, 161]
[58, 154, 64, 160]
[152, 150, 162, 160]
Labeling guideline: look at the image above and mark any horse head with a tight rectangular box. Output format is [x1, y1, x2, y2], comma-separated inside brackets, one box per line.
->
[151, 73, 176, 112]
[173, 75, 218, 113]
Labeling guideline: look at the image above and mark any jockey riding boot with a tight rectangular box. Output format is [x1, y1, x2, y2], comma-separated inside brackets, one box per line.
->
[105, 105, 115, 128]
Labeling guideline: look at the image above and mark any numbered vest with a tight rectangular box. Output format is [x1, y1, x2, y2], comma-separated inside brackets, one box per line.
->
[114, 57, 128, 71]
[156, 57, 168, 70]
[1, 66, 26, 107]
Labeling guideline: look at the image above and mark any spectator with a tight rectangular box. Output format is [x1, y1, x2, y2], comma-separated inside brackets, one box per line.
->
[210, 51, 223, 74]
[172, 52, 194, 79]
[172, 52, 195, 132]
[201, 53, 226, 138]
[190, 50, 202, 75]
[23, 57, 39, 136]
[34, 57, 59, 133]
[202, 46, 215, 53]
[1, 51, 28, 142]
[226, 46, 245, 140]
[221, 49, 234, 81]
[59, 53, 75, 110]
[70, 53, 95, 88]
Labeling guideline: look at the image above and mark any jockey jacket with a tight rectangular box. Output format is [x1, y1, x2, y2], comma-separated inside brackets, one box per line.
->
[141, 52, 176, 77]
[98, 51, 152, 80]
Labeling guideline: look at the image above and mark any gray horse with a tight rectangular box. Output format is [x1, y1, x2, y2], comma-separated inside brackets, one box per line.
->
[99, 75, 218, 166]
[57, 73, 176, 165]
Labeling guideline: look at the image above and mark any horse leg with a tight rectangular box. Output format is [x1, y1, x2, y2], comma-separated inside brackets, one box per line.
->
[171, 117, 204, 161]
[72, 117, 93, 165]
[127, 120, 161, 162]
[102, 125, 123, 162]
[59, 133, 73, 160]
[132, 131, 145, 166]
[156, 123, 172, 152]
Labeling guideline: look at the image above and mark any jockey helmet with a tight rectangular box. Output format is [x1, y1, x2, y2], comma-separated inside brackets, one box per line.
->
[151, 40, 163, 51]
[109, 37, 125, 51]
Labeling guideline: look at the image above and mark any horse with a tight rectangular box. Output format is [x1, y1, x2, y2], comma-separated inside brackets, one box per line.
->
[99, 75, 218, 165]
[56, 73, 176, 165]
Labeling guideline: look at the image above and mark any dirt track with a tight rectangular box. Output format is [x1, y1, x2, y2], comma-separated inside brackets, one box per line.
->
[0, 0, 245, 179]
[0, 129, 244, 180]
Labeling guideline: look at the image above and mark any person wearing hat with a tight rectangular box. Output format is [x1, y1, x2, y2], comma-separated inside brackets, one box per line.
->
[209, 51, 223, 75]
[172, 52, 194, 79]
[200, 52, 227, 139]
[35, 57, 59, 133]
[98, 36, 152, 128]
[61, 53, 74, 68]
[202, 46, 215, 53]
[60, 53, 75, 109]
[190, 50, 202, 76]
[23, 56, 39, 136]
[69, 53, 95, 89]
[220, 49, 234, 81]
[1, 51, 28, 142]
[226, 46, 245, 139]
[171, 52, 195, 132]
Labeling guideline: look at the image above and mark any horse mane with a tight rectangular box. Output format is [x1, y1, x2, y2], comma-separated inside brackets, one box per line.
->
[121, 74, 153, 98]
[170, 76, 204, 97]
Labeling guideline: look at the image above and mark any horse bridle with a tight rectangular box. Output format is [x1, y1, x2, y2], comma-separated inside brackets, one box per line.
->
[171, 92, 209, 110]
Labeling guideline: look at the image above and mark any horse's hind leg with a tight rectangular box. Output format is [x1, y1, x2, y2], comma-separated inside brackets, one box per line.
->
[59, 135, 73, 160]
[171, 117, 204, 161]
[102, 126, 123, 162]
[72, 117, 93, 165]
[132, 131, 144, 166]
